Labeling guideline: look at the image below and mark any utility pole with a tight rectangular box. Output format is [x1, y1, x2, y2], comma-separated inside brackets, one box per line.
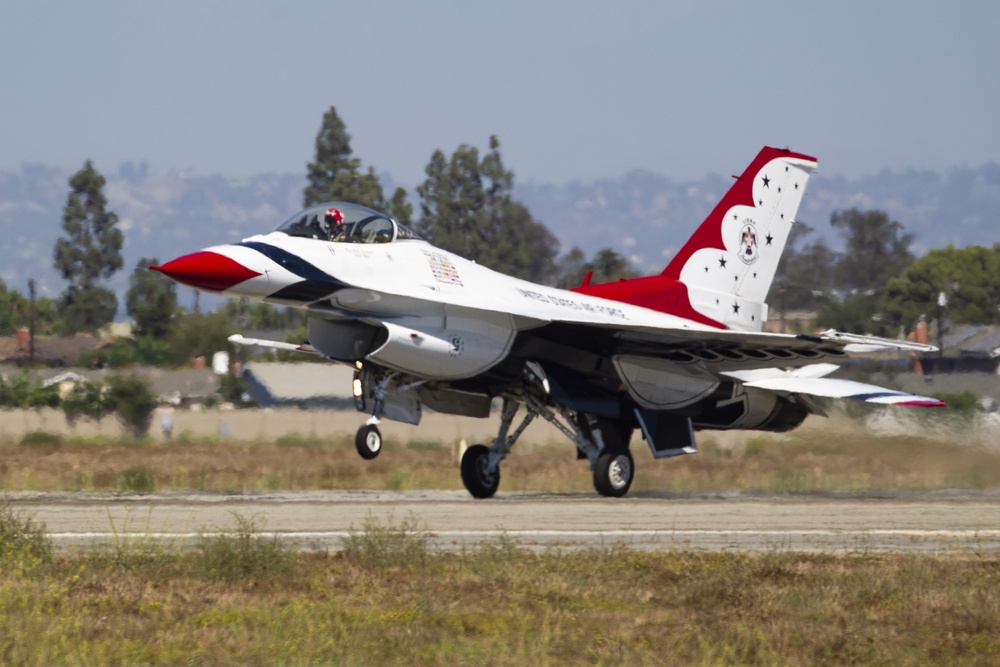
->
[936, 290, 947, 363]
[27, 279, 36, 364]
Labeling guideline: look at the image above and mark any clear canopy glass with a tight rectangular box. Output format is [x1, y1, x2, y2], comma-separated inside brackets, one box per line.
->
[275, 201, 422, 244]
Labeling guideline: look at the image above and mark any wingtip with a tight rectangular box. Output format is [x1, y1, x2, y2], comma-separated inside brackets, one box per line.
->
[898, 398, 947, 408]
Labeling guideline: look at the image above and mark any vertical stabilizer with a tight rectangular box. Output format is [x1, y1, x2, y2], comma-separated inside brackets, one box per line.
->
[573, 147, 817, 331]
[663, 146, 817, 329]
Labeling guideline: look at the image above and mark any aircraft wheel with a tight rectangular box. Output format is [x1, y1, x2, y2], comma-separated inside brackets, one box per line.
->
[355, 424, 382, 460]
[594, 449, 634, 498]
[461, 444, 500, 499]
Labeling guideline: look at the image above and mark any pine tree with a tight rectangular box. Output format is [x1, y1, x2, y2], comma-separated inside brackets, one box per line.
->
[416, 136, 559, 283]
[52, 161, 124, 333]
[830, 208, 914, 294]
[302, 106, 411, 220]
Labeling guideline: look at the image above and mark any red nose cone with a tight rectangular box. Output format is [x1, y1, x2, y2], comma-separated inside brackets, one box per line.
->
[150, 251, 261, 292]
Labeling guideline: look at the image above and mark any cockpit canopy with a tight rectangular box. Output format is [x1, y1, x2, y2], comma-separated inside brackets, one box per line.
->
[275, 201, 423, 244]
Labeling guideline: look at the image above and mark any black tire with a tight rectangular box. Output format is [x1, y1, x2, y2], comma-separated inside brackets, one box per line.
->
[593, 449, 634, 498]
[461, 444, 500, 499]
[355, 424, 382, 460]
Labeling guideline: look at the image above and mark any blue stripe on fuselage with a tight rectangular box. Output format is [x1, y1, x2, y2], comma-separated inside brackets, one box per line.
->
[236, 241, 350, 303]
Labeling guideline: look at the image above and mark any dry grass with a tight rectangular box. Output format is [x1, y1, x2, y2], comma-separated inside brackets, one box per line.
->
[2, 409, 999, 665]
[1, 412, 999, 495]
[0, 527, 997, 666]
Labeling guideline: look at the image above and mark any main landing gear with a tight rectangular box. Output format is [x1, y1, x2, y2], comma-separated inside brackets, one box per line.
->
[459, 381, 636, 499]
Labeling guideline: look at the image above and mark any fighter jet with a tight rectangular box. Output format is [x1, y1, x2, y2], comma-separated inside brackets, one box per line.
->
[152, 147, 942, 498]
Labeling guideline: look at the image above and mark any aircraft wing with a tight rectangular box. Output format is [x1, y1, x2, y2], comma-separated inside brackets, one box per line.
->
[524, 311, 936, 371]
[516, 313, 946, 411]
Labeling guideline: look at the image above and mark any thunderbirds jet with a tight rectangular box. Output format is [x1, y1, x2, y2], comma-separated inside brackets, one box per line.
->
[152, 147, 942, 499]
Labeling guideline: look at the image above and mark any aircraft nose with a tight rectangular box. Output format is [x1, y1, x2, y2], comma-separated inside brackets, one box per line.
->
[150, 250, 262, 292]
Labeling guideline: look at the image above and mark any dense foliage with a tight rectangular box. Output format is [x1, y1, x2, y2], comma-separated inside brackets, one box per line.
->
[4, 372, 158, 436]
[125, 257, 177, 338]
[416, 135, 561, 283]
[884, 244, 1000, 326]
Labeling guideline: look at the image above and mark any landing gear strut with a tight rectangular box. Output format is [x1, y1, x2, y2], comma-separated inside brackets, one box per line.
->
[459, 398, 535, 499]
[351, 365, 424, 461]
[457, 367, 636, 499]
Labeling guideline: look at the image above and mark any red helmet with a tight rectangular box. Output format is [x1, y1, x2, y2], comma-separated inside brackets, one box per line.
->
[324, 207, 344, 227]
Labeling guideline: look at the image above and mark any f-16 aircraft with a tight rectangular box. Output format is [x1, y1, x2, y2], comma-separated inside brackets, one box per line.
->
[152, 146, 942, 498]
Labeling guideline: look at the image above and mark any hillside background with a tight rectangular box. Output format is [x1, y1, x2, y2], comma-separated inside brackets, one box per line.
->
[2, 160, 998, 308]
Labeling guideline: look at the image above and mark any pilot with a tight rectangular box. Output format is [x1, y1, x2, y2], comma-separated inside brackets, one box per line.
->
[323, 207, 345, 240]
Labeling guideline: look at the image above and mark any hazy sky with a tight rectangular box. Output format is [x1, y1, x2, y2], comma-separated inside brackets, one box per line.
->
[3, 1, 998, 186]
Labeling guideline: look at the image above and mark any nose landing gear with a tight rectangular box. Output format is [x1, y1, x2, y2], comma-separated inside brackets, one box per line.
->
[351, 365, 424, 461]
[355, 420, 382, 460]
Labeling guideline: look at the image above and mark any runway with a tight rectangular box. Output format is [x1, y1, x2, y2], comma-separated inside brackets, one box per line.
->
[10, 490, 1000, 554]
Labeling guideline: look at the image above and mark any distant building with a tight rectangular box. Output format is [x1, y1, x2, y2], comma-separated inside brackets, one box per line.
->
[0, 365, 219, 406]
[0, 332, 106, 367]
[239, 362, 355, 408]
[920, 324, 1000, 375]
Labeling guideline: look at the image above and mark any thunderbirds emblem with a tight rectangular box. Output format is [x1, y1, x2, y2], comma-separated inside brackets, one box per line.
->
[739, 220, 759, 265]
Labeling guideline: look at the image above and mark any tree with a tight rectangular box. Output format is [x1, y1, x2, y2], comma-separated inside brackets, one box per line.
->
[816, 295, 888, 336]
[223, 299, 303, 330]
[126, 257, 178, 338]
[830, 208, 914, 295]
[804, 209, 918, 337]
[303, 106, 411, 223]
[0, 280, 29, 334]
[771, 223, 836, 313]
[52, 160, 124, 333]
[165, 310, 234, 366]
[555, 247, 638, 288]
[883, 244, 1000, 328]
[416, 136, 560, 283]
[105, 374, 158, 437]
[0, 280, 59, 337]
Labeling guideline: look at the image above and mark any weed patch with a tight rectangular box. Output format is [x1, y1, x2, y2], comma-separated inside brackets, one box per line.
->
[0, 503, 53, 571]
[19, 431, 63, 448]
[341, 513, 430, 569]
[118, 465, 156, 494]
[197, 513, 295, 582]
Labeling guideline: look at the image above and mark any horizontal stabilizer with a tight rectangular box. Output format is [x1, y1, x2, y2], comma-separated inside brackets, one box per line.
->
[723, 363, 841, 383]
[742, 375, 945, 407]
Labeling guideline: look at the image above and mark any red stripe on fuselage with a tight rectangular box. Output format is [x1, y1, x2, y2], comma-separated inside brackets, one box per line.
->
[572, 274, 726, 329]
